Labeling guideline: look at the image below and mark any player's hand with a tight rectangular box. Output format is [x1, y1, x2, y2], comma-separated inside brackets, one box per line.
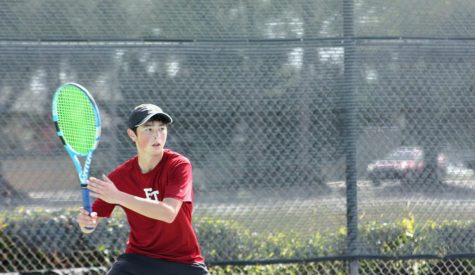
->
[88, 174, 123, 205]
[76, 207, 98, 234]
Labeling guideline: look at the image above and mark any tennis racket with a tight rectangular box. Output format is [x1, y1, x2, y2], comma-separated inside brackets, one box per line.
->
[52, 83, 101, 216]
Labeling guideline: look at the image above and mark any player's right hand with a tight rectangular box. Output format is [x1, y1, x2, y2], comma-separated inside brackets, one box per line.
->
[76, 207, 98, 234]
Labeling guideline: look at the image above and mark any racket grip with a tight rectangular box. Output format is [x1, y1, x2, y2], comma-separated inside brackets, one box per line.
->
[81, 187, 92, 214]
[81, 187, 95, 231]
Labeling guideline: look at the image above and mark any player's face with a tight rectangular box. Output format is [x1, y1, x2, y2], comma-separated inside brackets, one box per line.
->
[133, 120, 168, 156]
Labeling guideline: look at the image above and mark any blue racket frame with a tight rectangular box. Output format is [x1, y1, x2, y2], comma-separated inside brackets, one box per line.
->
[52, 83, 101, 214]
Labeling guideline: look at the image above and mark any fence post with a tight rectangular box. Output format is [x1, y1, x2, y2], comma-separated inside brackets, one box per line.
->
[343, 0, 359, 274]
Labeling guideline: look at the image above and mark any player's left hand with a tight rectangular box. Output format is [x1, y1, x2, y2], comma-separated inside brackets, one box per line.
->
[88, 174, 123, 204]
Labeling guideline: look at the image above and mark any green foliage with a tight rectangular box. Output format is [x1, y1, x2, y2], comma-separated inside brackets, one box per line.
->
[1, 208, 475, 273]
[194, 217, 254, 261]
[359, 214, 475, 257]
[0, 208, 128, 272]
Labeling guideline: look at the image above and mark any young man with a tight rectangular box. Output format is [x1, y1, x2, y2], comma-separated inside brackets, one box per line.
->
[76, 103, 209, 275]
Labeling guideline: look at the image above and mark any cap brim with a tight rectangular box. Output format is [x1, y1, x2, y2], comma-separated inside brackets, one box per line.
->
[136, 112, 173, 127]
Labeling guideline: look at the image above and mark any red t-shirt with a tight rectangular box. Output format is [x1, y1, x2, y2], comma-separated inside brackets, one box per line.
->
[92, 149, 204, 264]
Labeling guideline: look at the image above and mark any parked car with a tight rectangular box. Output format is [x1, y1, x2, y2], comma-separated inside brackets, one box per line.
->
[367, 146, 447, 186]
[455, 150, 475, 170]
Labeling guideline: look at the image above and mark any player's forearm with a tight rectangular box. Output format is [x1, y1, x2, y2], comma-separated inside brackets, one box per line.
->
[116, 192, 177, 223]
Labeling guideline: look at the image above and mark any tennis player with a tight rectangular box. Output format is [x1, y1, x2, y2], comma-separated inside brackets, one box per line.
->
[76, 103, 210, 275]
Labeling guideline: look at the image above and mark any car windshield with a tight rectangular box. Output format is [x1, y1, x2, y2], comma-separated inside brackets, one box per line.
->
[384, 148, 422, 160]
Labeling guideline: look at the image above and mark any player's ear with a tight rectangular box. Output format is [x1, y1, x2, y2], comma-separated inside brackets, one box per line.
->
[127, 128, 137, 142]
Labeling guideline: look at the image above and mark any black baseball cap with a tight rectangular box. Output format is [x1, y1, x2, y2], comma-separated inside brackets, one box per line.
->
[127, 104, 173, 129]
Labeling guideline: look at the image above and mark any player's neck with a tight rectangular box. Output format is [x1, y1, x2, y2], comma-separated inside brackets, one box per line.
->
[137, 151, 164, 174]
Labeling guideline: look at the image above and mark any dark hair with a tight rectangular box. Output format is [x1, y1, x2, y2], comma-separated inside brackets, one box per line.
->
[130, 115, 170, 135]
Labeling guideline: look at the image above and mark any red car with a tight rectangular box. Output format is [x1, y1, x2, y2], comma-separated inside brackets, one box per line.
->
[367, 146, 447, 186]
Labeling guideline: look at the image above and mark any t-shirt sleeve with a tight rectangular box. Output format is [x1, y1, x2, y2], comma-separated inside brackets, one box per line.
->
[164, 162, 193, 202]
[92, 198, 115, 218]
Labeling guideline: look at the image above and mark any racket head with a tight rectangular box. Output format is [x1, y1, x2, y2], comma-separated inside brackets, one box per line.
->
[52, 83, 101, 156]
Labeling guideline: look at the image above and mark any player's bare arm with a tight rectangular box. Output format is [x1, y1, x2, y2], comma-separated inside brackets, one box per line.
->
[87, 175, 182, 223]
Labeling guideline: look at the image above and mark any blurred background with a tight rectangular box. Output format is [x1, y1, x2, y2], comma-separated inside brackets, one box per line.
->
[2, 0, 475, 274]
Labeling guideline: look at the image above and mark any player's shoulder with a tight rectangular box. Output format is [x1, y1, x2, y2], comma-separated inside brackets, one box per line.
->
[164, 149, 191, 166]
[110, 155, 138, 177]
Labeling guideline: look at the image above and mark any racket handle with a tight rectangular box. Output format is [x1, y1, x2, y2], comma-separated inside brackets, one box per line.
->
[81, 187, 92, 213]
[81, 188, 95, 231]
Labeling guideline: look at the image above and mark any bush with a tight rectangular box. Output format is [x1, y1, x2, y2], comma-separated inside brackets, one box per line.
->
[1, 208, 475, 274]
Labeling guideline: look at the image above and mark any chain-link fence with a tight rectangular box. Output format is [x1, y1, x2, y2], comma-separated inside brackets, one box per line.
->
[1, 0, 475, 274]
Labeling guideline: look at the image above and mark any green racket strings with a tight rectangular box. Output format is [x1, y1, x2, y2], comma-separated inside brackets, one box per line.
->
[56, 85, 97, 155]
